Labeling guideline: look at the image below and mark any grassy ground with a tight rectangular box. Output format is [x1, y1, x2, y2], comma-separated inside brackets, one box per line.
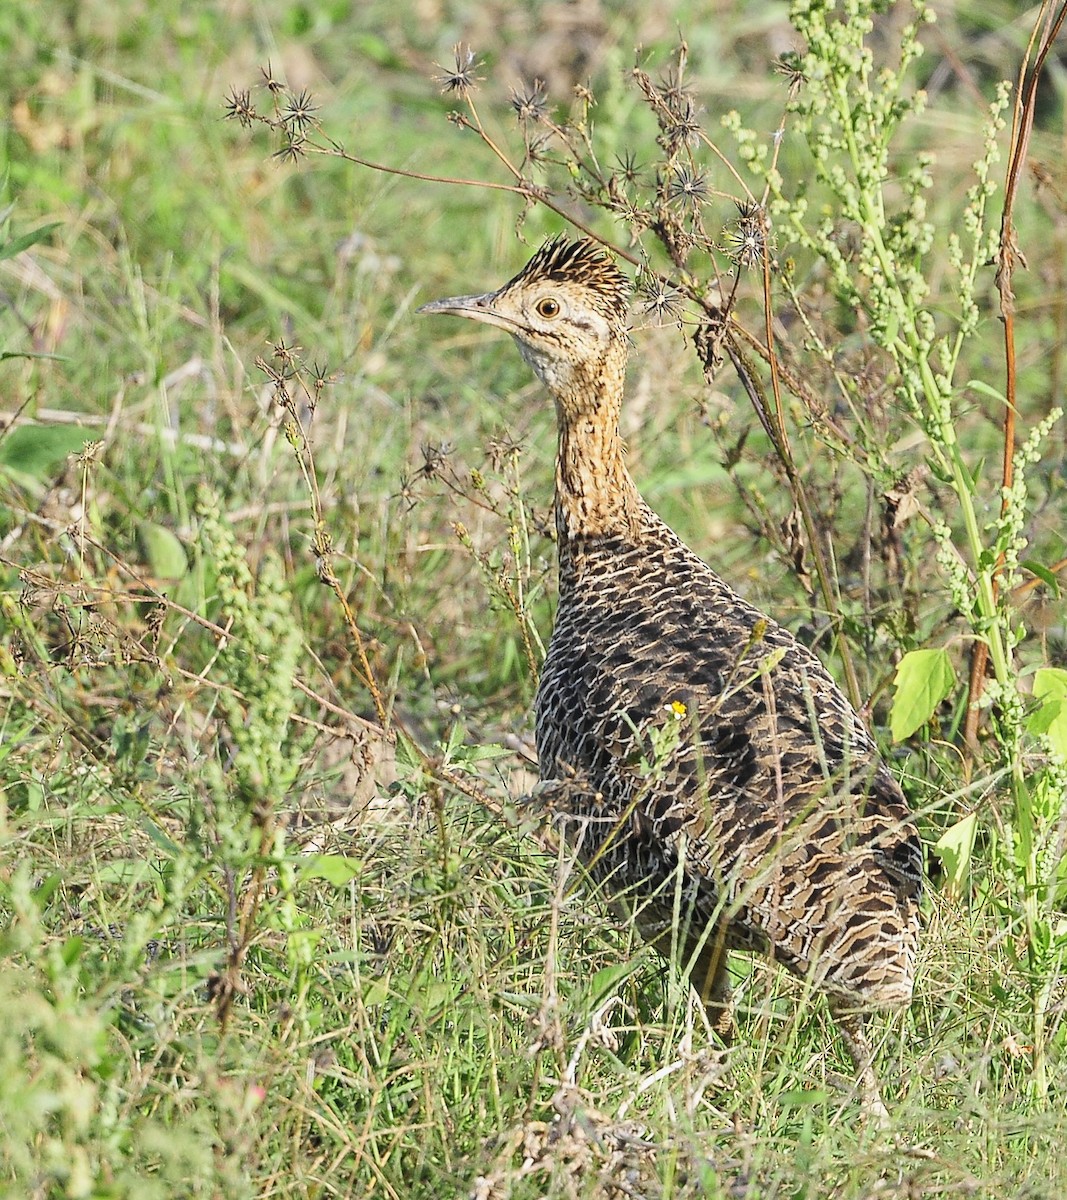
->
[2, 1, 1066, 1196]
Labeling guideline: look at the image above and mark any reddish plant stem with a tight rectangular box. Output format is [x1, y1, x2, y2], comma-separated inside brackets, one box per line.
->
[962, 0, 1067, 753]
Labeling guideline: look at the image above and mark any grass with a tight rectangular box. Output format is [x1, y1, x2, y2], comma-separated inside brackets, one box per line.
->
[2, 0, 1066, 1196]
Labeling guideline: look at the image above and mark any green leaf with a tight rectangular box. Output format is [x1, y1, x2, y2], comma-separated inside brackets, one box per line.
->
[141, 818, 183, 857]
[61, 936, 85, 967]
[299, 854, 363, 887]
[588, 960, 635, 1004]
[0, 423, 93, 479]
[137, 521, 188, 583]
[969, 456, 985, 490]
[1031, 668, 1067, 758]
[362, 976, 389, 1006]
[1027, 698, 1061, 737]
[890, 647, 956, 741]
[965, 379, 1009, 406]
[33, 871, 65, 911]
[0, 221, 62, 262]
[932, 812, 977, 899]
[93, 860, 143, 885]
[1021, 560, 1062, 599]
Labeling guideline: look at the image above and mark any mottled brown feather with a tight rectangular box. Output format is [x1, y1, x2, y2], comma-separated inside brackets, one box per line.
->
[420, 238, 923, 1116]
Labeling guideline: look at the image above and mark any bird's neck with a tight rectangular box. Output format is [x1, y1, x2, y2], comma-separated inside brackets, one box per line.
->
[552, 349, 643, 544]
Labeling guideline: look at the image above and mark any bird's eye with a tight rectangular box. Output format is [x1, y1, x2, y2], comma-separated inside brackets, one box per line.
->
[535, 297, 561, 319]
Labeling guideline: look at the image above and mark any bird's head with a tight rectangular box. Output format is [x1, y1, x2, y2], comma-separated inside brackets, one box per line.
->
[418, 237, 631, 407]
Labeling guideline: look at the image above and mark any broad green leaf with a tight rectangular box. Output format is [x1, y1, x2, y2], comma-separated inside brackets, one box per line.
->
[137, 521, 188, 583]
[932, 812, 977, 899]
[418, 977, 453, 1014]
[890, 647, 957, 741]
[362, 976, 389, 1006]
[1027, 697, 1062, 737]
[1031, 668, 1067, 758]
[299, 854, 363, 887]
[93, 860, 143, 885]
[0, 423, 92, 479]
[588, 960, 635, 1004]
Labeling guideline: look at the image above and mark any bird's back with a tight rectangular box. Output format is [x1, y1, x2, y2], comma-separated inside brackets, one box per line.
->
[535, 498, 922, 1008]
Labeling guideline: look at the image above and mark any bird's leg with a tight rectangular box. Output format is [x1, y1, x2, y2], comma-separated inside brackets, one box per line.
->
[688, 925, 734, 1043]
[647, 920, 734, 1042]
[828, 999, 890, 1125]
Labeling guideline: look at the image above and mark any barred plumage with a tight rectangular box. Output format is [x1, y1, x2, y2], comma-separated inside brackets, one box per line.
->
[420, 237, 922, 1117]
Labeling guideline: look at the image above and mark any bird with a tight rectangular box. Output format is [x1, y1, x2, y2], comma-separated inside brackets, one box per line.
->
[419, 236, 922, 1117]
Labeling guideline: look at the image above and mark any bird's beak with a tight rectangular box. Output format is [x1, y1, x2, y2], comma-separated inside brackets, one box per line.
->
[416, 291, 519, 333]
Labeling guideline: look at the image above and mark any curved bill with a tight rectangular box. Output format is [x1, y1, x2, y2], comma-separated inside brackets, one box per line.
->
[416, 291, 518, 333]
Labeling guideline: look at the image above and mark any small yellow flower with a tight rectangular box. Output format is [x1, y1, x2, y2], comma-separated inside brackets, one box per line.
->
[668, 700, 687, 719]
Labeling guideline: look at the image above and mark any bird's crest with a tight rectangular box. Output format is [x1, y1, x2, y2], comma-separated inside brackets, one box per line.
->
[499, 236, 631, 323]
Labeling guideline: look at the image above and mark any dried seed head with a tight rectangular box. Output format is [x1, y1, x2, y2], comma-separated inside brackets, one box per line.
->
[656, 65, 691, 115]
[310, 362, 331, 394]
[282, 88, 319, 131]
[224, 87, 256, 127]
[271, 338, 301, 369]
[615, 150, 643, 188]
[272, 133, 306, 164]
[723, 200, 769, 270]
[418, 441, 453, 479]
[773, 51, 808, 94]
[435, 44, 483, 95]
[510, 80, 549, 123]
[637, 275, 685, 323]
[260, 61, 285, 94]
[658, 95, 702, 152]
[666, 166, 709, 208]
[524, 132, 554, 164]
[487, 431, 524, 469]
